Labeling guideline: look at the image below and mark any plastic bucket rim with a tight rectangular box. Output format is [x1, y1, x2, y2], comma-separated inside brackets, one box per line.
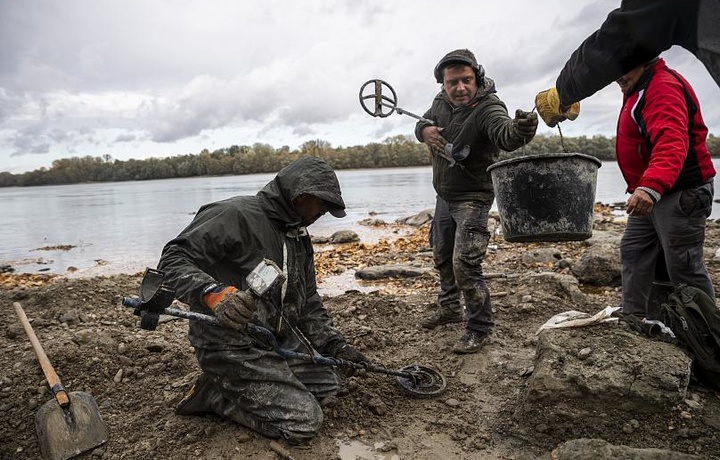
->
[486, 152, 602, 173]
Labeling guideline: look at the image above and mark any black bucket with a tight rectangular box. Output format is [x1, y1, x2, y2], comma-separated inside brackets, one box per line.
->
[487, 153, 602, 243]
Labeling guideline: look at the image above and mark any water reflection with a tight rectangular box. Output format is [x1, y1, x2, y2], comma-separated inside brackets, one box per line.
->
[2, 161, 720, 277]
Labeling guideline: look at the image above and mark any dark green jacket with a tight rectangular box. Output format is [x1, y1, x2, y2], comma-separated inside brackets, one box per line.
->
[157, 157, 347, 353]
[414, 78, 528, 203]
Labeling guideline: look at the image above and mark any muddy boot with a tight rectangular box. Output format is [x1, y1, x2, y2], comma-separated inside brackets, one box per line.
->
[451, 330, 489, 354]
[176, 373, 216, 416]
[420, 307, 463, 329]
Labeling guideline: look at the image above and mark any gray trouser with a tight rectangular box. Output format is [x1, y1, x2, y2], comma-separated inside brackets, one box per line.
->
[433, 196, 494, 333]
[621, 182, 716, 317]
[194, 338, 339, 441]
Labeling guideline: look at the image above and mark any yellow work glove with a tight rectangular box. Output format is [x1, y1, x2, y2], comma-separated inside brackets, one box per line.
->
[535, 88, 580, 128]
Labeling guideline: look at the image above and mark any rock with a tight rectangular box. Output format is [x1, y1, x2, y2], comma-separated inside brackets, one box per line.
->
[358, 218, 387, 227]
[72, 329, 118, 348]
[444, 398, 461, 407]
[572, 243, 622, 286]
[59, 310, 81, 325]
[518, 324, 692, 437]
[354, 264, 432, 280]
[396, 209, 434, 227]
[515, 272, 588, 308]
[546, 438, 704, 459]
[311, 235, 331, 244]
[330, 230, 360, 244]
[521, 247, 561, 266]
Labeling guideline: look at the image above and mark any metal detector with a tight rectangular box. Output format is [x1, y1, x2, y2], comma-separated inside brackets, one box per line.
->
[358, 79, 469, 167]
[122, 267, 446, 397]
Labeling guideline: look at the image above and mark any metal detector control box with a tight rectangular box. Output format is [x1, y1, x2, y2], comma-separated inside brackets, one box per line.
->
[246, 259, 285, 298]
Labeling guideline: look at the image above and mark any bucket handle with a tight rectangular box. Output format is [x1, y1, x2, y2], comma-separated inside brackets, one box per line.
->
[520, 105, 568, 155]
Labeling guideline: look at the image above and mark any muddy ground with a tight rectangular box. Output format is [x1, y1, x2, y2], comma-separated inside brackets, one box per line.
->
[2, 205, 720, 460]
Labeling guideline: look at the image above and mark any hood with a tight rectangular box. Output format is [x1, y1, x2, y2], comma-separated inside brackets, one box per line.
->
[257, 157, 345, 228]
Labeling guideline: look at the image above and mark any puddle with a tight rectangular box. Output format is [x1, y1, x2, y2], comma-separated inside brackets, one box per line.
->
[336, 439, 400, 460]
[318, 269, 380, 297]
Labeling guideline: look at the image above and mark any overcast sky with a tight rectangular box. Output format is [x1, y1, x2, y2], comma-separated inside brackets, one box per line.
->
[1, 0, 719, 174]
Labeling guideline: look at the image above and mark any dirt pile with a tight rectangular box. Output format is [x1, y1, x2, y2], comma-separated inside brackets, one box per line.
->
[2, 206, 720, 459]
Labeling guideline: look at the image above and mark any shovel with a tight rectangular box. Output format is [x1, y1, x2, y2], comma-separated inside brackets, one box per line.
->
[13, 302, 109, 460]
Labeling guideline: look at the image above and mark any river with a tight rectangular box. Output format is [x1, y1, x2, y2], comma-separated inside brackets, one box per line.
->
[1, 160, 718, 277]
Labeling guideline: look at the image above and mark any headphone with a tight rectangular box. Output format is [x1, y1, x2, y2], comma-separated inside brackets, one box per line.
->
[433, 54, 485, 85]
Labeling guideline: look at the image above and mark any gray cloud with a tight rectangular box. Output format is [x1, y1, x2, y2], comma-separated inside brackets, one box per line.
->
[1, 0, 718, 173]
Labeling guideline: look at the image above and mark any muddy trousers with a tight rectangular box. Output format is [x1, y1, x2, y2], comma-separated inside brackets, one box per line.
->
[192, 345, 339, 441]
[433, 197, 494, 333]
[621, 182, 716, 317]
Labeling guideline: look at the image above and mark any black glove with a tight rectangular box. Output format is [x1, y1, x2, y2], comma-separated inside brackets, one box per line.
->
[333, 344, 368, 378]
[334, 344, 368, 363]
[513, 109, 538, 141]
[205, 287, 255, 330]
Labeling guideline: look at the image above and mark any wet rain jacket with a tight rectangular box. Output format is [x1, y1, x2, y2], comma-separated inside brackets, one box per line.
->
[414, 78, 529, 204]
[157, 157, 348, 354]
[556, 0, 720, 107]
[616, 58, 715, 194]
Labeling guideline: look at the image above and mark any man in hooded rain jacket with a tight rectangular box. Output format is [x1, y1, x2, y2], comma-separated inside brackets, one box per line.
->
[157, 157, 366, 443]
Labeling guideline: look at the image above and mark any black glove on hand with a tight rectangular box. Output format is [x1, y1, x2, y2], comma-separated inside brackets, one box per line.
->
[335, 344, 368, 363]
[513, 109, 538, 141]
[333, 344, 368, 378]
[205, 287, 255, 330]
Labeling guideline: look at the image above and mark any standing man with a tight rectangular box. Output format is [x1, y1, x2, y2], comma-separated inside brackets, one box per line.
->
[535, 0, 720, 128]
[415, 49, 538, 354]
[157, 157, 367, 443]
[614, 57, 716, 318]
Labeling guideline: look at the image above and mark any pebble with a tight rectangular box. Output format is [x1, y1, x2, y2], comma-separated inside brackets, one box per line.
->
[685, 399, 701, 409]
[578, 347, 592, 359]
[113, 369, 123, 383]
[444, 398, 461, 407]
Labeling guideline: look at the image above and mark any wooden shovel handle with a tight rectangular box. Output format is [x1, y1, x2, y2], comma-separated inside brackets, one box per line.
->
[13, 302, 70, 407]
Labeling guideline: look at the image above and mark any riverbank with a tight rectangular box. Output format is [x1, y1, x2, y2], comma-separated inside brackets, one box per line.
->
[2, 205, 720, 459]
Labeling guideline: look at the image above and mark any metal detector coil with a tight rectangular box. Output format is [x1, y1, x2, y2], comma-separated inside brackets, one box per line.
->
[359, 79, 433, 123]
[396, 364, 446, 396]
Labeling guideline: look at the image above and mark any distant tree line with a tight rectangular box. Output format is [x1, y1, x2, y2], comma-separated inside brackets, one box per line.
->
[2, 133, 719, 187]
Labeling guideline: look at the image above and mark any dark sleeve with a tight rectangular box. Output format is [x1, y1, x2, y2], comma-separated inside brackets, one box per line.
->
[414, 107, 435, 142]
[476, 95, 528, 152]
[556, 0, 698, 106]
[157, 202, 242, 308]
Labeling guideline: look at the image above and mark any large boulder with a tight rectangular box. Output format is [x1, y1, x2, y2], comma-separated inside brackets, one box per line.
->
[545, 438, 704, 460]
[516, 323, 692, 438]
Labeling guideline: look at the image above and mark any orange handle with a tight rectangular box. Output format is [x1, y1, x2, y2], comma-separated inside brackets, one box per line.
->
[13, 302, 70, 407]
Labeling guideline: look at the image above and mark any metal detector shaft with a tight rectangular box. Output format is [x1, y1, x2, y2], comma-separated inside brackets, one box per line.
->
[121, 298, 413, 379]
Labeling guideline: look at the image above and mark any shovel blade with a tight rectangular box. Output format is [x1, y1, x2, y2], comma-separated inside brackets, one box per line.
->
[35, 391, 109, 460]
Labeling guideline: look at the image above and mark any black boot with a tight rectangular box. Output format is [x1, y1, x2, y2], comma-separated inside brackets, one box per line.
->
[451, 330, 489, 354]
[176, 373, 216, 415]
[420, 307, 463, 329]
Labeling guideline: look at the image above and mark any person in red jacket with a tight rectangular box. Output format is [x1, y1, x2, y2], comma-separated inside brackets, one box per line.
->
[615, 57, 716, 318]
